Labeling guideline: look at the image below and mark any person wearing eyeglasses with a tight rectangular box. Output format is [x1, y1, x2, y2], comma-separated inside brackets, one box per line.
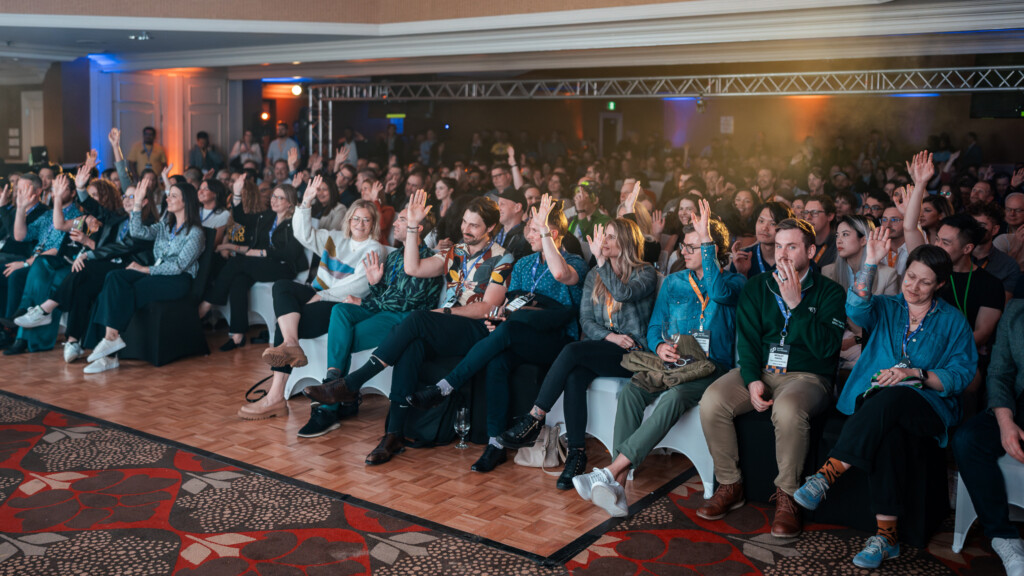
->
[571, 201, 742, 517]
[822, 215, 899, 369]
[242, 174, 385, 421]
[800, 197, 837, 267]
[994, 192, 1024, 270]
[862, 190, 891, 221]
[196, 184, 308, 352]
[879, 206, 908, 275]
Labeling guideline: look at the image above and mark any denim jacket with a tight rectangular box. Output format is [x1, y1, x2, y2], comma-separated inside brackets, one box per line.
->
[647, 243, 746, 368]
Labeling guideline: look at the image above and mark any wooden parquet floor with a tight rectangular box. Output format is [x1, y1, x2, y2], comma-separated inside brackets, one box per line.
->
[0, 330, 693, 558]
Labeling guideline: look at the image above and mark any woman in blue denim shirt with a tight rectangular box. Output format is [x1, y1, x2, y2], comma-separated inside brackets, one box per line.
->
[794, 236, 977, 571]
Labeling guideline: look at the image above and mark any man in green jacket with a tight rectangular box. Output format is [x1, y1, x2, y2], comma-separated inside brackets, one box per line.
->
[697, 218, 845, 538]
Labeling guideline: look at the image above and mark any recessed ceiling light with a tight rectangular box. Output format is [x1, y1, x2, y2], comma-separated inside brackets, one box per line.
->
[292, 61, 301, 65]
[128, 32, 151, 41]
[291, 84, 303, 96]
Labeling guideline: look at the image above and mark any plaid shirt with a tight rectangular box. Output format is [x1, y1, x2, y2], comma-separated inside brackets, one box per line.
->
[363, 244, 444, 314]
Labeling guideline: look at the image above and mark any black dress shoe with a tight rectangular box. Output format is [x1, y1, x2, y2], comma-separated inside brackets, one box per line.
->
[3, 338, 28, 356]
[251, 329, 270, 345]
[0, 328, 14, 350]
[406, 386, 445, 410]
[498, 413, 544, 449]
[219, 335, 246, 352]
[471, 444, 507, 472]
[365, 433, 405, 465]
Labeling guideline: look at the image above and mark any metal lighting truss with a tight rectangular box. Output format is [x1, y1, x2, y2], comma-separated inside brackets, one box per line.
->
[306, 66, 1024, 153]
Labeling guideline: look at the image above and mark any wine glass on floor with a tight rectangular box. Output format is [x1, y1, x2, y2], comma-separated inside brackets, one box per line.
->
[454, 407, 470, 450]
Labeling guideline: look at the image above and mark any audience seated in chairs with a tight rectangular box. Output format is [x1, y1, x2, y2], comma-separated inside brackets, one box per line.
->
[403, 193, 590, 473]
[197, 178, 231, 246]
[301, 193, 513, 464]
[729, 202, 794, 279]
[572, 200, 743, 517]
[793, 241, 976, 570]
[697, 217, 846, 538]
[241, 175, 385, 421]
[296, 207, 443, 438]
[82, 176, 205, 373]
[197, 183, 308, 351]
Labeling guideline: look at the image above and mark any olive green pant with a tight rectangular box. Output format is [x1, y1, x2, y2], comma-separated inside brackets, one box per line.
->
[612, 365, 725, 468]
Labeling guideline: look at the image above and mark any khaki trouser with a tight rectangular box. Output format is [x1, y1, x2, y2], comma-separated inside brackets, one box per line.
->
[698, 367, 831, 495]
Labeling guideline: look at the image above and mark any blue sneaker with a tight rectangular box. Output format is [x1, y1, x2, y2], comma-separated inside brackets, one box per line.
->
[793, 473, 830, 511]
[853, 535, 899, 569]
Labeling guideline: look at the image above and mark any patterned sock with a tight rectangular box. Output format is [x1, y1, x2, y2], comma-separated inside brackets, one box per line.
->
[818, 457, 848, 486]
[345, 356, 385, 390]
[437, 379, 454, 396]
[877, 519, 898, 546]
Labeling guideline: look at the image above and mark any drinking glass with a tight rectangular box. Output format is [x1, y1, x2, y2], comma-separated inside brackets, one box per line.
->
[454, 407, 470, 450]
[661, 325, 683, 368]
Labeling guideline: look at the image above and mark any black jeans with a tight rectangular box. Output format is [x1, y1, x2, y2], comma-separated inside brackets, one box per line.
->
[51, 259, 127, 341]
[371, 310, 489, 434]
[269, 280, 335, 374]
[93, 269, 192, 333]
[953, 391, 1024, 540]
[206, 257, 293, 334]
[534, 340, 633, 449]
[444, 320, 570, 437]
[830, 386, 945, 517]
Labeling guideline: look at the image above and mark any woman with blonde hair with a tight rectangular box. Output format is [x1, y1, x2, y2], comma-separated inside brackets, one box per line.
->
[197, 183, 308, 351]
[497, 216, 658, 490]
[239, 174, 385, 420]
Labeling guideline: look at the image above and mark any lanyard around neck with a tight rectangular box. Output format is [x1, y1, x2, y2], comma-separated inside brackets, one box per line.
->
[949, 268, 973, 317]
[688, 273, 708, 330]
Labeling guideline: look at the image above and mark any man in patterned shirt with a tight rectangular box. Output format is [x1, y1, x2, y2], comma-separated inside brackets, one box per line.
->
[303, 193, 514, 464]
[295, 207, 445, 438]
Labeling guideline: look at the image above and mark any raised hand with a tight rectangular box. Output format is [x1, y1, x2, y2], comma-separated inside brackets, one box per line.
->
[204, 168, 215, 180]
[337, 144, 351, 163]
[1012, 167, 1024, 190]
[85, 149, 99, 171]
[694, 198, 712, 244]
[532, 193, 554, 231]
[892, 186, 908, 216]
[506, 145, 516, 165]
[864, 226, 891, 266]
[161, 163, 174, 189]
[370, 180, 384, 203]
[905, 151, 935, 186]
[74, 163, 91, 190]
[731, 240, 751, 275]
[384, 177, 398, 195]
[303, 174, 322, 206]
[233, 171, 246, 196]
[651, 209, 666, 239]
[363, 250, 385, 286]
[292, 171, 306, 188]
[624, 181, 641, 214]
[586, 223, 607, 267]
[0, 184, 11, 207]
[108, 127, 121, 148]
[407, 189, 431, 226]
[15, 183, 32, 208]
[54, 173, 71, 197]
[287, 147, 300, 172]
[309, 153, 323, 174]
[134, 175, 151, 211]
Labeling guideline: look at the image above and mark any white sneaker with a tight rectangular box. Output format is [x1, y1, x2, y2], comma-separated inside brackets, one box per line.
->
[84, 355, 119, 374]
[591, 481, 629, 517]
[87, 336, 126, 363]
[573, 467, 614, 501]
[993, 537, 1024, 576]
[14, 306, 49, 328]
[63, 341, 83, 363]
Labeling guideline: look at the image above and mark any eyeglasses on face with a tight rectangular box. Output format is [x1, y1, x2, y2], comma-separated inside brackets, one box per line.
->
[801, 210, 825, 218]
[349, 216, 372, 224]
[678, 243, 701, 254]
[1006, 207, 1024, 215]
[271, 194, 288, 201]
[879, 217, 903, 224]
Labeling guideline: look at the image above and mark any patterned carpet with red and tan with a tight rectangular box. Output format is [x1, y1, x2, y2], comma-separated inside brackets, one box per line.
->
[0, 391, 1008, 575]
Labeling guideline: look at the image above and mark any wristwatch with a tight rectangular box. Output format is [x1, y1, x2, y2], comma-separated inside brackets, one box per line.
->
[443, 307, 452, 315]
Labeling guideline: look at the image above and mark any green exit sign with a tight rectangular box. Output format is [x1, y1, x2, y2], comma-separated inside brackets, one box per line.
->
[607, 101, 616, 111]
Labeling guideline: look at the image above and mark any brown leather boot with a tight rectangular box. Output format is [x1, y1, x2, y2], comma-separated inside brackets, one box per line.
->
[302, 375, 358, 405]
[696, 481, 745, 521]
[771, 487, 802, 538]
[365, 433, 405, 465]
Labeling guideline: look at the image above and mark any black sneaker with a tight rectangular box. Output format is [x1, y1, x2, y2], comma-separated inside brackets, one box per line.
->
[297, 404, 341, 438]
[497, 414, 543, 449]
[405, 386, 445, 410]
[2, 338, 28, 356]
[557, 448, 588, 490]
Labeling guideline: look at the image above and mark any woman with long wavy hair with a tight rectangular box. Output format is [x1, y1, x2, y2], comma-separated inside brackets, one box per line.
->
[497, 217, 658, 490]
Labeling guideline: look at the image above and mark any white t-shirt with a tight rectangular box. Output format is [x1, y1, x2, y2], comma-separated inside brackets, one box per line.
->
[200, 208, 230, 229]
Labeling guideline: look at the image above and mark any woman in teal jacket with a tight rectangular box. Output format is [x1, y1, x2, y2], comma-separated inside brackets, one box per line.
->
[793, 231, 977, 571]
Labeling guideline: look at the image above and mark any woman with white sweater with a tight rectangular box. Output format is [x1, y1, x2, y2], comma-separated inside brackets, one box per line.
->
[239, 174, 385, 420]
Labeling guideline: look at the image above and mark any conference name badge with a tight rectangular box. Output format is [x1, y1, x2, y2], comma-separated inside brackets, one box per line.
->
[766, 344, 791, 374]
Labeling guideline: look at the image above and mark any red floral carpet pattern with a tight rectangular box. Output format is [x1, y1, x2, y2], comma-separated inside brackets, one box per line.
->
[0, 394, 562, 576]
[566, 477, 1008, 575]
